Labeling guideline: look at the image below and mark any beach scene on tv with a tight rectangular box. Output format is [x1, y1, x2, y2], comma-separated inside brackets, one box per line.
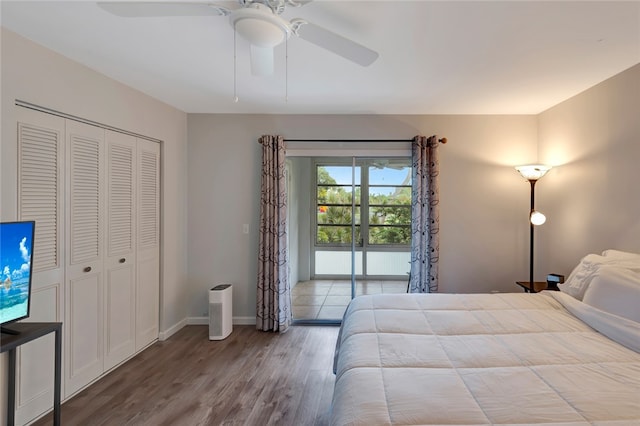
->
[0, 222, 34, 324]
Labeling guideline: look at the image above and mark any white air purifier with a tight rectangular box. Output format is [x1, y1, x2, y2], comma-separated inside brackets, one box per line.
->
[209, 284, 232, 340]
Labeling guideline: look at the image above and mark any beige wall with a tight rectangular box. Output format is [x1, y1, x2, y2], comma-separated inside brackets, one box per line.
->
[537, 63, 640, 276]
[2, 19, 638, 424]
[4, 21, 637, 339]
[0, 28, 189, 335]
[187, 114, 539, 320]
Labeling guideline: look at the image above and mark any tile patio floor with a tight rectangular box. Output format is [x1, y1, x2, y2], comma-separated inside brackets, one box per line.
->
[292, 279, 407, 321]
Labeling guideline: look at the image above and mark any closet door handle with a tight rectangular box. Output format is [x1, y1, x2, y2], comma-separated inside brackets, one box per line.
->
[83, 266, 92, 273]
[119, 258, 126, 264]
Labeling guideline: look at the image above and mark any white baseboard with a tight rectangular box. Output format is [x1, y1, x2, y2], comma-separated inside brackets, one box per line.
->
[233, 316, 257, 325]
[159, 318, 187, 341]
[186, 316, 256, 326]
[186, 317, 207, 325]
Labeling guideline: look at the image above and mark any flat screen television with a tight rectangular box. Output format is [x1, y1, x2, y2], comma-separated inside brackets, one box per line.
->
[0, 220, 35, 335]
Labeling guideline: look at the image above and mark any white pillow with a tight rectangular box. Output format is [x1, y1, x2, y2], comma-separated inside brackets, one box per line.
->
[601, 249, 640, 262]
[558, 253, 640, 300]
[559, 254, 607, 300]
[582, 266, 640, 323]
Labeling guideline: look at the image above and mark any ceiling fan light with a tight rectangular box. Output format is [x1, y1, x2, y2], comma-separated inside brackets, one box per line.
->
[235, 18, 286, 47]
[230, 4, 290, 48]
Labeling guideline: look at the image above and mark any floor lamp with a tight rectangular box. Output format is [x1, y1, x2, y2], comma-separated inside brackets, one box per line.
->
[515, 164, 551, 292]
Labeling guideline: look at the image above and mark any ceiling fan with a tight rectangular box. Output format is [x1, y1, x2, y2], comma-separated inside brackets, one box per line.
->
[97, 0, 379, 76]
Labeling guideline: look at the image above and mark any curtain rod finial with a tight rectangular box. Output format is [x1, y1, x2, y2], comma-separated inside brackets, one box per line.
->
[439, 137, 447, 144]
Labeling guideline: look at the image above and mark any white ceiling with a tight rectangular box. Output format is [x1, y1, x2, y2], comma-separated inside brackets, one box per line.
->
[2, 1, 639, 114]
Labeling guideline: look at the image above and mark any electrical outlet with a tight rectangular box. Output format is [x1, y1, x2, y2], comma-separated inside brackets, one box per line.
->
[242, 224, 249, 234]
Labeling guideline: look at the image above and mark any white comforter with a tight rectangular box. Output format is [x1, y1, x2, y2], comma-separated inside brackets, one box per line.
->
[331, 292, 640, 425]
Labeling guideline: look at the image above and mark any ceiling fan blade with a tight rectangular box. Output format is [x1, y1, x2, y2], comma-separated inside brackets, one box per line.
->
[250, 45, 274, 76]
[294, 21, 379, 67]
[97, 2, 235, 18]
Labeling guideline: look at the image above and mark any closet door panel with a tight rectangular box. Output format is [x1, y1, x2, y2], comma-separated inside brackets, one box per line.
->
[136, 254, 159, 349]
[136, 139, 160, 349]
[15, 107, 65, 424]
[65, 273, 103, 397]
[18, 112, 64, 276]
[104, 130, 136, 370]
[14, 284, 62, 426]
[64, 120, 105, 397]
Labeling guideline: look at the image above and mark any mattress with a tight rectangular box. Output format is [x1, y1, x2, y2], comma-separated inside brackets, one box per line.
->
[331, 291, 640, 425]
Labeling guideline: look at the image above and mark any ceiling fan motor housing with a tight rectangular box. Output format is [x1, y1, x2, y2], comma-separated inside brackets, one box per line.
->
[230, 3, 291, 48]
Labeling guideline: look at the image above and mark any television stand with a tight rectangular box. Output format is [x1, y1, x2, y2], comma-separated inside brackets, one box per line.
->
[0, 322, 62, 426]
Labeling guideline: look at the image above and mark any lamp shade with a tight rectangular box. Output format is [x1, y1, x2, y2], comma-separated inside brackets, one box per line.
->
[515, 164, 551, 181]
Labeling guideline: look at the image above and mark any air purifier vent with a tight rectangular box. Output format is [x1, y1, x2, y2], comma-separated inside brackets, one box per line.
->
[209, 303, 222, 336]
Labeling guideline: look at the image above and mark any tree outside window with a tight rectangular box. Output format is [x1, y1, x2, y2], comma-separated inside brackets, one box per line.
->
[316, 161, 411, 246]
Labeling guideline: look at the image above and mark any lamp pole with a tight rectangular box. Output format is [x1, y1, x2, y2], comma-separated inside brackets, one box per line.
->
[515, 164, 550, 294]
[529, 179, 536, 293]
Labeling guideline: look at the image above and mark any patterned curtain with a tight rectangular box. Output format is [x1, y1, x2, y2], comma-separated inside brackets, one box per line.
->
[256, 135, 291, 332]
[409, 135, 440, 293]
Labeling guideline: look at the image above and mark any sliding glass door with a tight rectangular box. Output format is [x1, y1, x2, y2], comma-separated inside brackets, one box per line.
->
[313, 158, 411, 280]
[288, 155, 411, 323]
[314, 161, 361, 285]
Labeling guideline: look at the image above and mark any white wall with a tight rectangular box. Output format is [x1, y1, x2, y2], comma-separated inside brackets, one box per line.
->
[286, 158, 306, 287]
[288, 157, 312, 285]
[187, 114, 539, 321]
[0, 28, 189, 335]
[538, 63, 640, 276]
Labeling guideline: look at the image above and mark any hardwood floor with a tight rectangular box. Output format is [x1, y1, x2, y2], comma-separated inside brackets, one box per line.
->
[33, 325, 339, 426]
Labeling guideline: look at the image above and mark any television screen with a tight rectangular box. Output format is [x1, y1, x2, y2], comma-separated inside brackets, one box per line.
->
[0, 221, 35, 329]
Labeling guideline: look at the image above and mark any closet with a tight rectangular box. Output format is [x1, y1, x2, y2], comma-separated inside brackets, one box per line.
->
[14, 106, 160, 424]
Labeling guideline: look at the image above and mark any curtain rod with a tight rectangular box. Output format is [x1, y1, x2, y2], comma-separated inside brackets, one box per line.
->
[284, 138, 447, 144]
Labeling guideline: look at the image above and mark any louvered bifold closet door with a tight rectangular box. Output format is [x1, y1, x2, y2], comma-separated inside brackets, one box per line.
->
[64, 120, 106, 397]
[136, 138, 160, 350]
[104, 130, 136, 370]
[15, 108, 65, 425]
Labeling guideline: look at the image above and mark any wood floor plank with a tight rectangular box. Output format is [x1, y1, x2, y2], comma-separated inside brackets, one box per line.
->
[32, 325, 339, 426]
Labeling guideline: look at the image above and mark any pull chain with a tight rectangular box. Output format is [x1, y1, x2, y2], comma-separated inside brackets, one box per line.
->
[233, 24, 239, 103]
[285, 37, 289, 103]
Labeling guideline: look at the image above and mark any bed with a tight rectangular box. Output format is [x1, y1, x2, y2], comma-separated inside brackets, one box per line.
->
[330, 251, 640, 425]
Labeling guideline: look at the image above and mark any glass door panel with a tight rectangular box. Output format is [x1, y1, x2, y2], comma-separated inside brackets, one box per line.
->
[289, 156, 411, 323]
